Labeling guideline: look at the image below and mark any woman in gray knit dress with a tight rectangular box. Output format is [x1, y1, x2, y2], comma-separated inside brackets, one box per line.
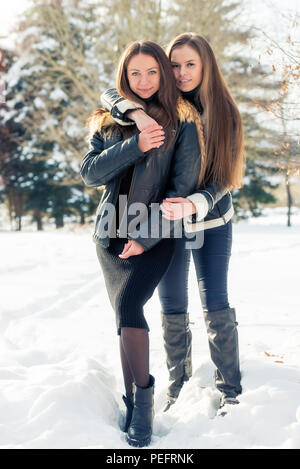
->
[80, 40, 205, 446]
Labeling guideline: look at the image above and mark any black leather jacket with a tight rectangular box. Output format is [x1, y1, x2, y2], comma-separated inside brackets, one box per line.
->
[101, 89, 234, 232]
[80, 98, 202, 250]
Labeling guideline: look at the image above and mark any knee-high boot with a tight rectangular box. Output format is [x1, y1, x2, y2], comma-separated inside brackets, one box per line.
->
[203, 307, 242, 399]
[161, 313, 192, 411]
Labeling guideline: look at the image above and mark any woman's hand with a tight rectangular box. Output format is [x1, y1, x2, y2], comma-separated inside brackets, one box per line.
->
[128, 110, 165, 152]
[160, 197, 197, 220]
[128, 109, 160, 132]
[119, 240, 145, 259]
[138, 124, 165, 152]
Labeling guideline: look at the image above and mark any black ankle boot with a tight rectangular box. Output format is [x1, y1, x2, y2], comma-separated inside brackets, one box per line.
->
[126, 375, 155, 447]
[118, 395, 134, 432]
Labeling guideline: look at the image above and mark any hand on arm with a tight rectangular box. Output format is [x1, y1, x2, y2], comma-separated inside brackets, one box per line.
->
[119, 240, 145, 259]
[127, 109, 160, 132]
[161, 194, 209, 222]
[126, 109, 165, 152]
[138, 124, 165, 152]
[160, 197, 197, 220]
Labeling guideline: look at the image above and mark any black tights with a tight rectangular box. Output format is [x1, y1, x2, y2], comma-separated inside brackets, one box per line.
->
[120, 327, 149, 397]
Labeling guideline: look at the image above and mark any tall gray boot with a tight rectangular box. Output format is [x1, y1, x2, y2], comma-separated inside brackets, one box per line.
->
[161, 313, 192, 411]
[203, 307, 242, 399]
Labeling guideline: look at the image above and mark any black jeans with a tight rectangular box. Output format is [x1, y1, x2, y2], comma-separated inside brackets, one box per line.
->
[158, 221, 232, 314]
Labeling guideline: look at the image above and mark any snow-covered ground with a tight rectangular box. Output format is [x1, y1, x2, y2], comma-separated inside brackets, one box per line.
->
[1, 207, 300, 449]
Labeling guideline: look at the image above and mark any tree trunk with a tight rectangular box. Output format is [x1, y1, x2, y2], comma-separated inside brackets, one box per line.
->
[80, 212, 85, 225]
[14, 192, 24, 231]
[285, 172, 292, 227]
[55, 214, 64, 228]
[37, 218, 43, 231]
[34, 209, 43, 231]
[17, 214, 22, 231]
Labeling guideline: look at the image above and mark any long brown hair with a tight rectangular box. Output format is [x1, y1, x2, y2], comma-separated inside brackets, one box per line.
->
[167, 33, 245, 190]
[117, 40, 179, 146]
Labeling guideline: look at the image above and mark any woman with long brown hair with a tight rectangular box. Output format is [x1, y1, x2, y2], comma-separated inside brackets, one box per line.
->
[101, 33, 245, 417]
[80, 40, 204, 446]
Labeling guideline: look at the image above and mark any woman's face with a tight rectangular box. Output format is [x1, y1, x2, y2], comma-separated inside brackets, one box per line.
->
[170, 44, 203, 92]
[127, 53, 160, 99]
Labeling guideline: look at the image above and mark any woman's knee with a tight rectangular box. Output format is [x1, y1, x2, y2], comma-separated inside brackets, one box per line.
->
[200, 291, 230, 312]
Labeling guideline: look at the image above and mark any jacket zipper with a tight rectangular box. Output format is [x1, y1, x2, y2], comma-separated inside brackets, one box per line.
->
[119, 164, 137, 235]
[109, 178, 121, 241]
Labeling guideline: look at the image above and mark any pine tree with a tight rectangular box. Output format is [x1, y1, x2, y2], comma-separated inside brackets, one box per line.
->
[0, 47, 30, 230]
[232, 159, 278, 219]
[2, 0, 103, 228]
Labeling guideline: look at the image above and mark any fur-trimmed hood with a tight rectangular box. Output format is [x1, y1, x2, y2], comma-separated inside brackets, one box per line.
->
[87, 107, 118, 138]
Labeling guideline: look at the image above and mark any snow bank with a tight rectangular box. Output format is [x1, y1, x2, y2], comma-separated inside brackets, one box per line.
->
[0, 209, 300, 449]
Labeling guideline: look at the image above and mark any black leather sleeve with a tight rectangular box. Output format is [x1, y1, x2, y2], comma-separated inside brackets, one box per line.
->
[101, 88, 144, 125]
[80, 132, 144, 187]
